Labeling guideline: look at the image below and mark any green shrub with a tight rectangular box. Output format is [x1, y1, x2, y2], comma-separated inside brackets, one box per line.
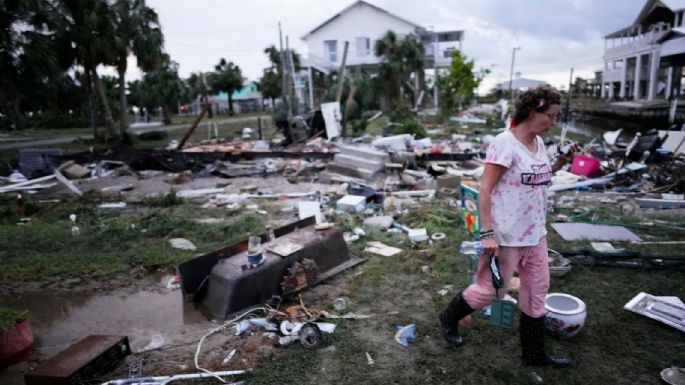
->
[348, 119, 367, 135]
[146, 190, 183, 207]
[394, 119, 428, 139]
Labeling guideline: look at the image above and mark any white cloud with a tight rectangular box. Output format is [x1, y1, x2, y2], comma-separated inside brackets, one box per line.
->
[135, 0, 645, 94]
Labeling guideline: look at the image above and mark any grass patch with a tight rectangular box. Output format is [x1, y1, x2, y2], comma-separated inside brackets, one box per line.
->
[0, 306, 28, 331]
[244, 197, 684, 384]
[0, 198, 264, 282]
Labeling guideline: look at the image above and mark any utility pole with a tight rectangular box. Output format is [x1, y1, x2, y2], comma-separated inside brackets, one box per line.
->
[433, 28, 439, 109]
[286, 36, 298, 115]
[508, 46, 521, 102]
[565, 67, 573, 123]
[335, 41, 349, 103]
[278, 22, 290, 121]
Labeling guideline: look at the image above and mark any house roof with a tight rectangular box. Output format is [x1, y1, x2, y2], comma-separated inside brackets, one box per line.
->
[496, 77, 547, 91]
[301, 0, 421, 40]
[605, 0, 685, 38]
[211, 81, 262, 102]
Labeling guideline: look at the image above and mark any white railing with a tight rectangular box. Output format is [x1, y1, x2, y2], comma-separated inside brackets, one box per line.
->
[423, 44, 456, 67]
[605, 28, 670, 59]
[301, 53, 336, 74]
[602, 68, 623, 82]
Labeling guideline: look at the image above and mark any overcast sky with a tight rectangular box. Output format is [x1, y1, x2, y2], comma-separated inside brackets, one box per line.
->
[125, 0, 646, 93]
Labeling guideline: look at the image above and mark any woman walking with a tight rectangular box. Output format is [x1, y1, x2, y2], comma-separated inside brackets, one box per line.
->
[439, 85, 576, 367]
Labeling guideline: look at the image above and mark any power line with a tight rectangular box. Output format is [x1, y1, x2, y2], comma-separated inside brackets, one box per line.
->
[166, 25, 276, 36]
[166, 40, 263, 53]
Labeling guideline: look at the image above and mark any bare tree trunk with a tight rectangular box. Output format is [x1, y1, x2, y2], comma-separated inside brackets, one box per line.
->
[11, 98, 22, 130]
[228, 94, 234, 114]
[418, 69, 426, 108]
[117, 65, 128, 138]
[162, 104, 171, 125]
[83, 69, 98, 139]
[91, 67, 115, 139]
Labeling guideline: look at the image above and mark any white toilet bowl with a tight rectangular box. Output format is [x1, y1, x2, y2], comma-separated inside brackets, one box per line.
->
[544, 292, 587, 338]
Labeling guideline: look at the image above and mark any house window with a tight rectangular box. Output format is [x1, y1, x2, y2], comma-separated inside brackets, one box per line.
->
[356, 37, 370, 57]
[324, 40, 337, 62]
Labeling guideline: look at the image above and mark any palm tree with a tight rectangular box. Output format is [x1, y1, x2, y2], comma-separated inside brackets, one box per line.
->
[262, 45, 301, 106]
[186, 72, 210, 115]
[259, 68, 280, 107]
[112, 0, 164, 138]
[0, 0, 60, 130]
[209, 58, 243, 115]
[136, 54, 182, 125]
[56, 0, 118, 140]
[374, 31, 424, 108]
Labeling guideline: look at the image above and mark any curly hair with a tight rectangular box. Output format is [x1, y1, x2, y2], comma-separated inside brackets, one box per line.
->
[511, 85, 562, 127]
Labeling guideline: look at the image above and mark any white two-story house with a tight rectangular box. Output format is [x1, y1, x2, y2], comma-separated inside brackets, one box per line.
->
[299, 0, 463, 110]
[602, 0, 685, 102]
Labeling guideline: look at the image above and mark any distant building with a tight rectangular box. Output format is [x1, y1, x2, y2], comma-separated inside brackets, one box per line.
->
[601, 0, 685, 101]
[189, 81, 263, 114]
[495, 73, 547, 94]
[299, 0, 464, 109]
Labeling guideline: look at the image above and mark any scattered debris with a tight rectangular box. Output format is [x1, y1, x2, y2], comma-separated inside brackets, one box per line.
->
[336, 194, 367, 212]
[366, 352, 375, 365]
[169, 238, 197, 251]
[394, 324, 416, 347]
[550, 223, 642, 242]
[363, 215, 394, 230]
[624, 292, 685, 332]
[364, 241, 402, 257]
[661, 367, 685, 385]
[100, 370, 250, 385]
[299, 200, 323, 223]
[25, 335, 131, 385]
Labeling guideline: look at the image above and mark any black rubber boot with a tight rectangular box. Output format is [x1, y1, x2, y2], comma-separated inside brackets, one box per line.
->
[520, 312, 572, 368]
[439, 291, 474, 347]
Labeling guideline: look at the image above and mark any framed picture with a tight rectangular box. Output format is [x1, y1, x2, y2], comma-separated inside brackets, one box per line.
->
[460, 184, 480, 238]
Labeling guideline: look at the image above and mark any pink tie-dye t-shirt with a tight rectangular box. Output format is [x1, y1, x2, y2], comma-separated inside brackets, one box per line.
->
[484, 130, 552, 246]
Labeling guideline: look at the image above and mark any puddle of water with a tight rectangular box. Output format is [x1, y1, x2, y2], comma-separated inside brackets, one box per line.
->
[0, 284, 213, 359]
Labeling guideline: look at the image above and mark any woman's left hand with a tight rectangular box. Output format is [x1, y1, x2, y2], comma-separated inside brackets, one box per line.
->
[557, 143, 579, 165]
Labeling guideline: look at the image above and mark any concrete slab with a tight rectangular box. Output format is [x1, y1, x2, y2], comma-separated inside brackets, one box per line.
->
[339, 145, 390, 163]
[326, 163, 377, 180]
[333, 153, 385, 172]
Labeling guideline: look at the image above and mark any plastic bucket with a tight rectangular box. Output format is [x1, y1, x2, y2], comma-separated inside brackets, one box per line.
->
[569, 154, 601, 177]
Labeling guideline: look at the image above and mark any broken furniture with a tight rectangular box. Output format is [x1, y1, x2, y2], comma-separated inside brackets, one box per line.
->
[178, 217, 364, 320]
[25, 335, 130, 385]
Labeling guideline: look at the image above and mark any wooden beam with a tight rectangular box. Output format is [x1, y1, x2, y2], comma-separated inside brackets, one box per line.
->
[177, 104, 209, 150]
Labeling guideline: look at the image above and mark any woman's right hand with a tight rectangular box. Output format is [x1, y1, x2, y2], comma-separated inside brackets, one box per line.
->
[481, 237, 499, 257]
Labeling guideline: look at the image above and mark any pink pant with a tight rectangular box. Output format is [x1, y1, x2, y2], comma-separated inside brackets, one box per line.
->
[462, 236, 549, 318]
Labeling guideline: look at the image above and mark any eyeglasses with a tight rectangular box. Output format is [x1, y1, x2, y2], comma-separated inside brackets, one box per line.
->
[537, 111, 559, 122]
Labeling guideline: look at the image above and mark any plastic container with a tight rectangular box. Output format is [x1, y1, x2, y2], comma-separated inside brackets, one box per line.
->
[569, 154, 601, 177]
[248, 236, 261, 253]
[460, 241, 482, 255]
[265, 226, 275, 242]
